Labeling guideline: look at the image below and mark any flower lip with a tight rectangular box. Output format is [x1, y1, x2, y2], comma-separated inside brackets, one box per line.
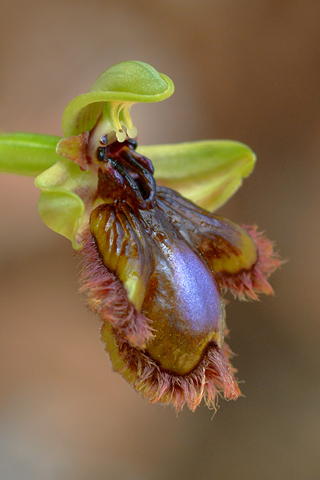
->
[142, 236, 226, 375]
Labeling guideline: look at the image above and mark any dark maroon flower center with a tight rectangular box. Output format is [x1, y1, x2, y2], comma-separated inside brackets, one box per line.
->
[96, 138, 156, 211]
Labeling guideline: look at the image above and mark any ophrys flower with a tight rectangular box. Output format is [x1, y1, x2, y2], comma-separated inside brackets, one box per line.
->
[0, 61, 280, 411]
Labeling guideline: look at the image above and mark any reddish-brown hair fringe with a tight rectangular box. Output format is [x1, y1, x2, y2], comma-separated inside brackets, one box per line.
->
[105, 329, 241, 412]
[217, 225, 281, 300]
[78, 229, 153, 349]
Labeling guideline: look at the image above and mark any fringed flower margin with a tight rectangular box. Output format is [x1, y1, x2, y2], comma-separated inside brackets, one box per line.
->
[103, 327, 241, 412]
[77, 221, 281, 412]
[216, 225, 282, 301]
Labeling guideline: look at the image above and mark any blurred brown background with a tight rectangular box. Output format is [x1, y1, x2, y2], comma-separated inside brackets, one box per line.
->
[1, 1, 319, 479]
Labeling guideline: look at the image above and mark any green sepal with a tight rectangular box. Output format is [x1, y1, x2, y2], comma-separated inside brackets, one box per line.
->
[62, 61, 174, 139]
[1, 131, 256, 248]
[34, 158, 98, 249]
[138, 140, 256, 212]
[0, 132, 61, 176]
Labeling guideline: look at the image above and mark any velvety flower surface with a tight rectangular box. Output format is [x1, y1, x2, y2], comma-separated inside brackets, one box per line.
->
[0, 61, 280, 411]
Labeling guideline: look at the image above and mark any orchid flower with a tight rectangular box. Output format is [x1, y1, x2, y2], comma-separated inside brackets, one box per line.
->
[0, 61, 280, 412]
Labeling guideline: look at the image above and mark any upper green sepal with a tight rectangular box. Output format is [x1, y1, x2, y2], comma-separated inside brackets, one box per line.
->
[0, 132, 61, 176]
[62, 61, 174, 140]
[138, 140, 256, 212]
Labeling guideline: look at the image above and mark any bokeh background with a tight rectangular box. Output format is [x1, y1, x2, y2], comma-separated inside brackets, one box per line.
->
[1, 1, 319, 479]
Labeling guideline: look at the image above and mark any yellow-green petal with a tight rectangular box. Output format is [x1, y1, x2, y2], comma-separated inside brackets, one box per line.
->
[138, 140, 256, 212]
[0, 132, 61, 176]
[35, 158, 98, 248]
[62, 61, 174, 140]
